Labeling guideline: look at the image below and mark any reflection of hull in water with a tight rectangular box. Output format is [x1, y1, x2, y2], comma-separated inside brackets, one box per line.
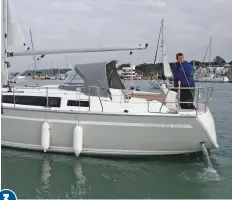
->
[1, 148, 221, 199]
[1, 149, 87, 199]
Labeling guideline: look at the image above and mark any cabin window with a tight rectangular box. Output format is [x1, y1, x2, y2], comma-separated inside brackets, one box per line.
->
[67, 100, 89, 107]
[2, 95, 61, 107]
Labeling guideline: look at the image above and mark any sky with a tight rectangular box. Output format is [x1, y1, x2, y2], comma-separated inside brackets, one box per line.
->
[4, 0, 232, 72]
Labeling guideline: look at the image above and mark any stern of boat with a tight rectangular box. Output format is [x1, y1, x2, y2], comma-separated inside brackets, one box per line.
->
[196, 105, 218, 149]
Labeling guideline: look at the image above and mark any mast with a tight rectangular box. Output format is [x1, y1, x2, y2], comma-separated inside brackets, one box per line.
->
[160, 19, 164, 76]
[209, 38, 212, 68]
[153, 19, 163, 77]
[2, 0, 8, 86]
[2, 0, 29, 86]
[29, 28, 37, 75]
[154, 19, 163, 65]
[1, 0, 5, 84]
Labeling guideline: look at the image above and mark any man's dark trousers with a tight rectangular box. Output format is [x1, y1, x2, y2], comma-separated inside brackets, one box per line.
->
[179, 85, 195, 109]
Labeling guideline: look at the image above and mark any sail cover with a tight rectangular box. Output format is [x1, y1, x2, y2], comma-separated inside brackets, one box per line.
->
[59, 60, 125, 97]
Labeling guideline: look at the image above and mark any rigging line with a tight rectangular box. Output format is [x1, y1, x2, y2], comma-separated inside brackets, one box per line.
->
[29, 28, 37, 74]
[11, 54, 45, 82]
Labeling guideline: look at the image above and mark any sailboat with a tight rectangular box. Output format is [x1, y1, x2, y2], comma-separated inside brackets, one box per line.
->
[149, 19, 173, 89]
[2, 0, 218, 156]
[195, 38, 229, 83]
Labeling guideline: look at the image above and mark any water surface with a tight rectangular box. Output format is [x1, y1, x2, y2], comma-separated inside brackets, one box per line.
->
[2, 81, 232, 198]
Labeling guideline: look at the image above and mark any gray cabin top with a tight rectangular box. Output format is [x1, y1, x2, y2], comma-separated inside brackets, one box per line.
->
[59, 60, 125, 97]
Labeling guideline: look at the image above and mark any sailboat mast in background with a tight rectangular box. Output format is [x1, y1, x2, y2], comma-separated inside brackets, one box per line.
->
[153, 19, 163, 73]
[202, 37, 212, 66]
[209, 38, 212, 68]
[161, 19, 164, 74]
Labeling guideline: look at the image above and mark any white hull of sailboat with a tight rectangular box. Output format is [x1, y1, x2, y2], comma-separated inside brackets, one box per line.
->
[1, 0, 219, 157]
[1, 105, 218, 156]
[196, 76, 229, 83]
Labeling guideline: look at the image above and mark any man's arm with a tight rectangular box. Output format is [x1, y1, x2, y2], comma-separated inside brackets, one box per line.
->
[184, 62, 195, 79]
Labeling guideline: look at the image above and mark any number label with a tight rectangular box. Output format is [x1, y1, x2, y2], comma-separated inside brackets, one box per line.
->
[3, 194, 9, 200]
[0, 189, 17, 200]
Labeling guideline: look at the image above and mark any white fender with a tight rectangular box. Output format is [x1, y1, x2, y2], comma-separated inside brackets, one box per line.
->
[73, 125, 83, 156]
[41, 121, 50, 152]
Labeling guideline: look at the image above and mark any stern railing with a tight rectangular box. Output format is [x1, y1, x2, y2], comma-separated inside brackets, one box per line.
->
[158, 86, 213, 115]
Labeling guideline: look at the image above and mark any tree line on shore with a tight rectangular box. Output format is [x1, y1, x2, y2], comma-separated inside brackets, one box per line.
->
[10, 56, 231, 77]
[10, 68, 72, 77]
[117, 56, 232, 76]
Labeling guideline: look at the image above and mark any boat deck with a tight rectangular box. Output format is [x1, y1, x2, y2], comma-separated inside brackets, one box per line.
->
[131, 94, 165, 102]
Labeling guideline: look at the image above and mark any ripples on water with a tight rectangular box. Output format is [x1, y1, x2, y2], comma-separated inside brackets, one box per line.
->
[1, 148, 226, 199]
[1, 81, 232, 198]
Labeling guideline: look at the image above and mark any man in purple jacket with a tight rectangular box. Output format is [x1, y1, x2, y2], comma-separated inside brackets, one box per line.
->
[173, 53, 195, 109]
